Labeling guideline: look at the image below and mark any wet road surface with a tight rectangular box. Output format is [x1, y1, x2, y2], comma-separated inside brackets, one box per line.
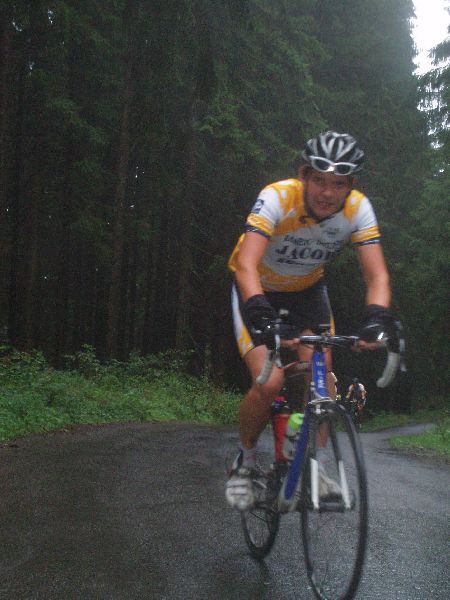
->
[0, 422, 448, 599]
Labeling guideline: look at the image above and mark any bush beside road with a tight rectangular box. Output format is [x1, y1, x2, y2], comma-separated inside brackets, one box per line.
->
[1, 347, 448, 459]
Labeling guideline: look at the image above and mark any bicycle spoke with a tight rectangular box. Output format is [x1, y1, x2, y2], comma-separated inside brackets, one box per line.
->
[241, 465, 282, 559]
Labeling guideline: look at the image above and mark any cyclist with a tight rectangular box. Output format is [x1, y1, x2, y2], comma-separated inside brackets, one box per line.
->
[346, 378, 367, 425]
[226, 130, 395, 511]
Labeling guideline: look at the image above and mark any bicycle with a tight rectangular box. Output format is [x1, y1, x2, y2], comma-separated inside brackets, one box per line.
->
[240, 322, 404, 600]
[347, 398, 364, 430]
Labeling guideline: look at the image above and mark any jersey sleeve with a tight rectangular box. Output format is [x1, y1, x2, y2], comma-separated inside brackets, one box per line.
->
[245, 187, 283, 239]
[350, 196, 381, 246]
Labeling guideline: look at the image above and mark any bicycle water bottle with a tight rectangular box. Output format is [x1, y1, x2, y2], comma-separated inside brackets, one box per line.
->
[282, 412, 304, 460]
[271, 394, 291, 462]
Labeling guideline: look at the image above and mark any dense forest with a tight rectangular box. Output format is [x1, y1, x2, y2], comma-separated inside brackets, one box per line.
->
[0, 1, 449, 409]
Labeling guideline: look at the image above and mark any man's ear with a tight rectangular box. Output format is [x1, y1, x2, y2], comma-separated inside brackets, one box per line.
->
[298, 165, 310, 181]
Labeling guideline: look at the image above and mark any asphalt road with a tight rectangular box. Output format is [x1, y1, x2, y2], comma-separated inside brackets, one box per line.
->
[0, 422, 448, 600]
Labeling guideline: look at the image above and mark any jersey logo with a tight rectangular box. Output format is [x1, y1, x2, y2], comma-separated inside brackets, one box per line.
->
[251, 198, 265, 214]
[325, 227, 340, 236]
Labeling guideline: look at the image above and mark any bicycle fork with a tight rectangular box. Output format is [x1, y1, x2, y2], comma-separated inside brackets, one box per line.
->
[308, 409, 352, 511]
[309, 350, 353, 511]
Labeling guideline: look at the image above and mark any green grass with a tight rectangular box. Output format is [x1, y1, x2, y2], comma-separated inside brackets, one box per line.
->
[1, 348, 449, 461]
[389, 423, 450, 459]
[0, 348, 241, 444]
[362, 405, 450, 460]
[362, 408, 443, 433]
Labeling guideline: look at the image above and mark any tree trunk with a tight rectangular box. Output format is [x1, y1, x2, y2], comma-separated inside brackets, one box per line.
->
[22, 185, 40, 349]
[175, 100, 198, 351]
[174, 1, 215, 352]
[54, 137, 76, 362]
[126, 215, 139, 353]
[54, 27, 80, 363]
[7, 47, 25, 347]
[117, 233, 130, 360]
[142, 207, 163, 354]
[0, 14, 13, 218]
[105, 1, 137, 358]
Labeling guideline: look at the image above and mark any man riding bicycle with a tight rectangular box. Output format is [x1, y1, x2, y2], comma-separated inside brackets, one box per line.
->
[346, 378, 367, 425]
[226, 130, 395, 511]
[346, 378, 367, 407]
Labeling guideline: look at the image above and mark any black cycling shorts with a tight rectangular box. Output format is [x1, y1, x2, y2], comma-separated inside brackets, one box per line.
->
[231, 279, 334, 357]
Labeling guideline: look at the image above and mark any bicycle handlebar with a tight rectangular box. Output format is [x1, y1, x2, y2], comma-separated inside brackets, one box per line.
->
[256, 324, 405, 388]
[375, 349, 400, 388]
[376, 320, 406, 388]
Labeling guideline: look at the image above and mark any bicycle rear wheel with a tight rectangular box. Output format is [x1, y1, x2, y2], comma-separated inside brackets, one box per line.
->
[241, 463, 283, 559]
[301, 402, 368, 599]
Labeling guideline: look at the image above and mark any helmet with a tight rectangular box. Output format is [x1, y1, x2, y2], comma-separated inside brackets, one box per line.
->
[352, 377, 359, 384]
[302, 131, 364, 175]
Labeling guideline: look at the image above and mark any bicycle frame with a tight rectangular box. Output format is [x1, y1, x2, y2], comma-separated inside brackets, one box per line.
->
[280, 346, 353, 512]
[280, 347, 327, 511]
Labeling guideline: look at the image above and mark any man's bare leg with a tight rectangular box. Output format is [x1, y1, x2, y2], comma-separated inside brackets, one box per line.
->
[239, 345, 285, 450]
[226, 345, 284, 510]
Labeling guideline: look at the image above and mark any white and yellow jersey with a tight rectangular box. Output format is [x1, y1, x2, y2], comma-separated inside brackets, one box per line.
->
[228, 178, 380, 292]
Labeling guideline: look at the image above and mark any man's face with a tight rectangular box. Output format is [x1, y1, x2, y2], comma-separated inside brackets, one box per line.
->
[301, 170, 352, 220]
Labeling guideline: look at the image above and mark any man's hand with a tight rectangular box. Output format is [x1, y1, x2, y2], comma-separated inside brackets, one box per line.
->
[357, 339, 384, 351]
[241, 294, 278, 332]
[357, 304, 395, 351]
[280, 337, 300, 350]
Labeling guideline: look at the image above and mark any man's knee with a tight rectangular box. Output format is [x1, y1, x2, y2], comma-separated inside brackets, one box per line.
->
[249, 380, 282, 406]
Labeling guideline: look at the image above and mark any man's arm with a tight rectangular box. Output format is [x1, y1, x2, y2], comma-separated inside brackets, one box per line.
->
[234, 232, 270, 301]
[356, 243, 392, 349]
[356, 243, 391, 307]
[233, 231, 284, 335]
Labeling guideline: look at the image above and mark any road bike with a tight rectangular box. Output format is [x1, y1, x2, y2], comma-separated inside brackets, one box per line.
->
[240, 322, 404, 600]
[350, 400, 365, 430]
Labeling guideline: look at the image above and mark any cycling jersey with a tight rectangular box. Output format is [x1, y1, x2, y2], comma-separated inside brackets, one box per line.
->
[228, 178, 380, 292]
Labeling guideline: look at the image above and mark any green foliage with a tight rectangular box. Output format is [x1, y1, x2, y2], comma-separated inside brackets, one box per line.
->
[390, 420, 450, 460]
[63, 344, 101, 378]
[0, 350, 240, 443]
[2, 349, 448, 462]
[361, 401, 450, 459]
[363, 403, 446, 432]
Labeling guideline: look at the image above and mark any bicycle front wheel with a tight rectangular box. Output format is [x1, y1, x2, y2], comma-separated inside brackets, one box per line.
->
[241, 464, 282, 559]
[301, 402, 368, 600]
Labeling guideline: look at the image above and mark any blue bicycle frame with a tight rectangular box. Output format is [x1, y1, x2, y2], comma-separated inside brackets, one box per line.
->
[281, 349, 329, 505]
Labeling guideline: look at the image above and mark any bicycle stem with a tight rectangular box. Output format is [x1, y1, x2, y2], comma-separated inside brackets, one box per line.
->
[312, 349, 328, 398]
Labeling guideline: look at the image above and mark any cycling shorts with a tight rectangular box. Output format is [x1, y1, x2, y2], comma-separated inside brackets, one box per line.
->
[231, 279, 334, 357]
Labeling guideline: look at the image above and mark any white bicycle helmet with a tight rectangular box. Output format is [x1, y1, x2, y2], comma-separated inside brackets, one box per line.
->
[302, 131, 364, 175]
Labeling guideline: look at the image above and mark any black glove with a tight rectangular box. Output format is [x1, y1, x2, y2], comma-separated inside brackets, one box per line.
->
[241, 294, 278, 332]
[359, 304, 395, 342]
